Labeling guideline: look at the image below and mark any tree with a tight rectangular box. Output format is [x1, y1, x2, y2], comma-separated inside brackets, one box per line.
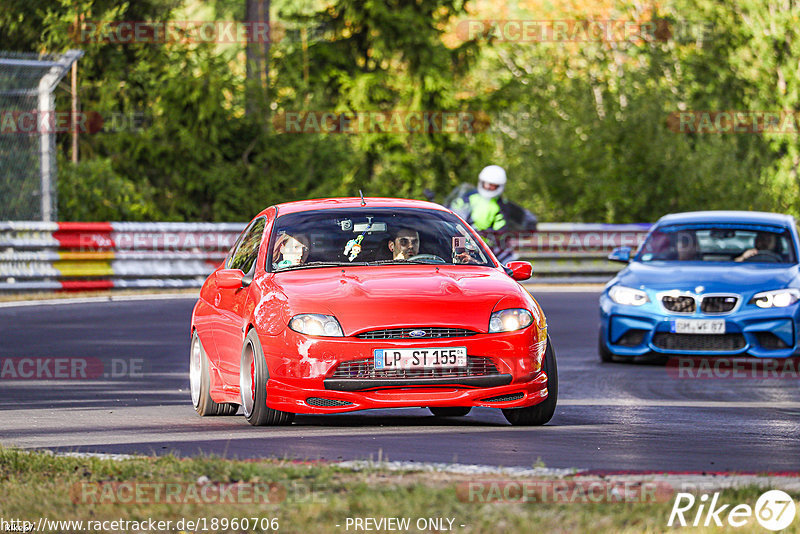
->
[245, 0, 270, 115]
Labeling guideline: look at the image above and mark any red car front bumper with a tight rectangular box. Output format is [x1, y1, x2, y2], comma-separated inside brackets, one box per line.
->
[259, 325, 549, 414]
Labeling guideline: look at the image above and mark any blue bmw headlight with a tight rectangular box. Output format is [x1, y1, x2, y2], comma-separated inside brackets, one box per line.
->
[750, 289, 800, 308]
[608, 285, 649, 306]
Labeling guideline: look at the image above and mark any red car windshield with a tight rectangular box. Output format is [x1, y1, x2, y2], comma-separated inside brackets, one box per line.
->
[268, 207, 493, 271]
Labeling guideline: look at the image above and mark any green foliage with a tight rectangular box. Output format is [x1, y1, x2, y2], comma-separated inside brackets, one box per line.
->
[480, 1, 784, 222]
[487, 45, 778, 222]
[2, 0, 799, 221]
[58, 156, 159, 220]
[722, 0, 800, 214]
[271, 0, 489, 201]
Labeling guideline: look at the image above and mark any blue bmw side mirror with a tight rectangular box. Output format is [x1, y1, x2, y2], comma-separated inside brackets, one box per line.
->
[608, 246, 632, 263]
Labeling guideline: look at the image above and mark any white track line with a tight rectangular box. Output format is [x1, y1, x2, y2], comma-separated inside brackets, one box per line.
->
[0, 293, 198, 308]
[0, 287, 596, 308]
[524, 285, 603, 292]
[559, 399, 800, 409]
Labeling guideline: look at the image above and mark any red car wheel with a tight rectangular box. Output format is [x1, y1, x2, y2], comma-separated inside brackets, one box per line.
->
[190, 332, 238, 416]
[239, 329, 295, 426]
[502, 336, 557, 426]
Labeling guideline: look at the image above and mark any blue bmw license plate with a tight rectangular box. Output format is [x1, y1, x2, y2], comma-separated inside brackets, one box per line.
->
[670, 319, 726, 334]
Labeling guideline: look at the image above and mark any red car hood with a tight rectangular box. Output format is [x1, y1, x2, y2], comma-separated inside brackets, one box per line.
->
[271, 265, 531, 335]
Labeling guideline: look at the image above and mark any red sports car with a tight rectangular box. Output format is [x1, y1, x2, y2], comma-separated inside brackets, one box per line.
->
[189, 197, 556, 426]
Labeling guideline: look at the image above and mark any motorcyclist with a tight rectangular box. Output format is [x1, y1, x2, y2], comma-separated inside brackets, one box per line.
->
[450, 165, 509, 231]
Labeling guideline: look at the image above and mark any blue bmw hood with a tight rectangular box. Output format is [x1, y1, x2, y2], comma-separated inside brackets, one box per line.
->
[614, 261, 800, 294]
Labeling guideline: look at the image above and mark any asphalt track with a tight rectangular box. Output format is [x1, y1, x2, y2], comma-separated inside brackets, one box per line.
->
[1, 291, 799, 472]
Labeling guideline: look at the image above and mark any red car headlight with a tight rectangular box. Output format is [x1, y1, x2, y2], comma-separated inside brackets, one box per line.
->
[289, 314, 344, 337]
[489, 308, 533, 333]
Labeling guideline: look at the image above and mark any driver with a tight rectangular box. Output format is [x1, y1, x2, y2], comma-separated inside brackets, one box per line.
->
[735, 231, 780, 262]
[388, 228, 420, 260]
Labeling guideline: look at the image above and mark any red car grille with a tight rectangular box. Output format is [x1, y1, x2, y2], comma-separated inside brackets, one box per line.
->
[481, 392, 524, 402]
[355, 327, 478, 339]
[330, 356, 499, 379]
[306, 397, 353, 407]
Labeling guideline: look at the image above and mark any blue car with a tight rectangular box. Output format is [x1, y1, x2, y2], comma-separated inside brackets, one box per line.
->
[600, 211, 800, 361]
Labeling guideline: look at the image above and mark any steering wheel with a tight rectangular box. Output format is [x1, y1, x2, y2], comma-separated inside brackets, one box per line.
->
[743, 251, 783, 263]
[407, 254, 447, 264]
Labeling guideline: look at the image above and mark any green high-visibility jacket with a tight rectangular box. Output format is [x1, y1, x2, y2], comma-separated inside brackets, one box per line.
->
[451, 192, 507, 231]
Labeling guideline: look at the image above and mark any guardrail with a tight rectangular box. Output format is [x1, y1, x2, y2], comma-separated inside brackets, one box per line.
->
[0, 221, 652, 291]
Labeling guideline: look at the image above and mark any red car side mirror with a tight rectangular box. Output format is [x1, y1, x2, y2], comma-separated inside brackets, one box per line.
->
[216, 269, 245, 289]
[505, 261, 532, 281]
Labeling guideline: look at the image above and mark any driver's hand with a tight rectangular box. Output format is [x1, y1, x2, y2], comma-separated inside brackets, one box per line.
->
[735, 248, 757, 262]
[455, 252, 478, 264]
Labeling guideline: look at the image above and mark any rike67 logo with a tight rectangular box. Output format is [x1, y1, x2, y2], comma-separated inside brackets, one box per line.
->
[668, 490, 797, 531]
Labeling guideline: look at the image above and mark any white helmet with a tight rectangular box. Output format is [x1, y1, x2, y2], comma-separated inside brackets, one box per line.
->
[477, 165, 507, 199]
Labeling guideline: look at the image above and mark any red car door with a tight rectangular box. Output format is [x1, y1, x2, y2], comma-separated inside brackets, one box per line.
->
[213, 216, 268, 385]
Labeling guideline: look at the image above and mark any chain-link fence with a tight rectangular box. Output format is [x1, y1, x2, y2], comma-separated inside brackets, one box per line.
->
[0, 50, 83, 221]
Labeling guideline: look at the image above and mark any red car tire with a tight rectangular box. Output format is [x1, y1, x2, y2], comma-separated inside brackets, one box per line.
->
[190, 332, 238, 416]
[502, 336, 557, 426]
[240, 329, 295, 426]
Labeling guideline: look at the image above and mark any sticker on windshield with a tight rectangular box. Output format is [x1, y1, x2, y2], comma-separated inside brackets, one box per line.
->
[343, 220, 376, 262]
[343, 235, 363, 261]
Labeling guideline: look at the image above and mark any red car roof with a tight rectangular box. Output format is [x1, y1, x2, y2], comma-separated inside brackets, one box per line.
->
[259, 197, 451, 218]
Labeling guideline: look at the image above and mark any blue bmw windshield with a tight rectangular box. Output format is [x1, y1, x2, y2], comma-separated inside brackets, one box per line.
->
[636, 224, 797, 264]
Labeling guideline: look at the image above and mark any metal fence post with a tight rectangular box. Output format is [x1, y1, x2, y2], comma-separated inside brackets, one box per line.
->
[0, 50, 83, 221]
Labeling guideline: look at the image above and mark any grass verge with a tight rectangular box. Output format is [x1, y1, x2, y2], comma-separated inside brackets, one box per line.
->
[0, 447, 797, 533]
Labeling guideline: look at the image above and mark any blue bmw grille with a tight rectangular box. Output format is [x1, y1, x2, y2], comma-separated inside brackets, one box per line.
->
[700, 296, 739, 313]
[652, 333, 745, 351]
[662, 295, 695, 313]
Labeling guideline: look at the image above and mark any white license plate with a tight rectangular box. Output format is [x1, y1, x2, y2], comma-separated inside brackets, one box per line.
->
[374, 347, 467, 370]
[670, 319, 726, 334]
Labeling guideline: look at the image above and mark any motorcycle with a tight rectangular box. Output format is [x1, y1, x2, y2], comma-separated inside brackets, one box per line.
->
[427, 184, 538, 263]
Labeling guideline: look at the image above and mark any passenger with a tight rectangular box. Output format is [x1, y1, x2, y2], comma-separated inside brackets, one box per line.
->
[273, 233, 310, 268]
[675, 231, 698, 261]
